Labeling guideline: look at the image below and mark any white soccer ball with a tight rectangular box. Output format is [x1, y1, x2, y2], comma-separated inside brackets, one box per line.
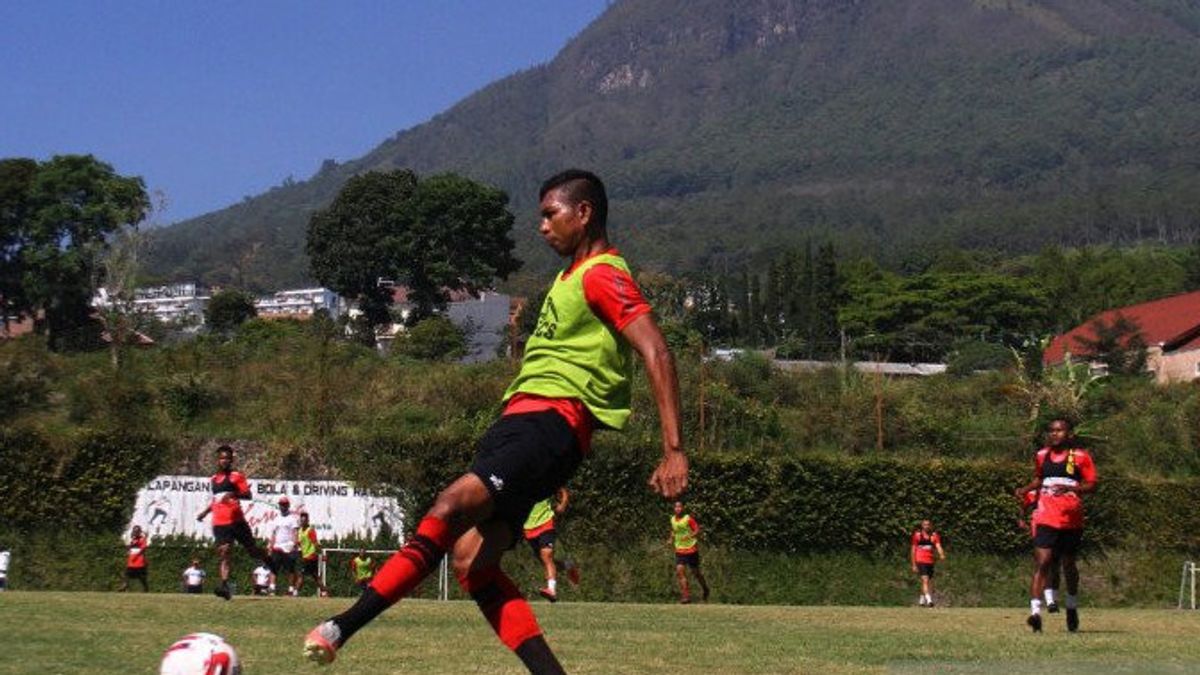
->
[160, 633, 241, 675]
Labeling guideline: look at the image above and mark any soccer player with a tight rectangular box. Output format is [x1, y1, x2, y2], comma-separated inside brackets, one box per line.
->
[523, 488, 580, 602]
[910, 520, 945, 607]
[182, 559, 206, 594]
[350, 549, 375, 594]
[304, 169, 687, 674]
[119, 525, 150, 592]
[296, 511, 330, 597]
[1014, 417, 1097, 633]
[196, 445, 275, 600]
[0, 547, 11, 591]
[270, 496, 301, 595]
[1019, 489, 1062, 612]
[669, 501, 709, 604]
[252, 562, 273, 596]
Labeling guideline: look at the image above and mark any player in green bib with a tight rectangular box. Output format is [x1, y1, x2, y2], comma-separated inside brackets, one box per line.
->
[297, 512, 330, 597]
[306, 169, 687, 674]
[668, 501, 709, 603]
[350, 549, 375, 594]
[523, 488, 580, 602]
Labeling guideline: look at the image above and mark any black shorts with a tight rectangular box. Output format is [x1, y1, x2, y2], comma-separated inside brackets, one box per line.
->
[469, 411, 582, 541]
[271, 550, 298, 574]
[213, 520, 257, 549]
[526, 529, 558, 557]
[301, 557, 319, 577]
[1033, 525, 1083, 554]
[675, 551, 701, 568]
[916, 563, 935, 578]
[125, 566, 147, 579]
[185, 585, 202, 594]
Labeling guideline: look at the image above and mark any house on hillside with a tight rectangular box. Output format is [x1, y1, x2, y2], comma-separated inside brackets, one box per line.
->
[93, 283, 210, 328]
[255, 287, 345, 319]
[1043, 290, 1200, 383]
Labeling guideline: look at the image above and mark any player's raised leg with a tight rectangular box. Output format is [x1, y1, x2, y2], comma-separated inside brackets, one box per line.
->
[303, 473, 491, 663]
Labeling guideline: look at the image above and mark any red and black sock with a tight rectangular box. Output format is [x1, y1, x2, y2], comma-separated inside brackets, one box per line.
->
[329, 516, 453, 643]
[458, 565, 564, 674]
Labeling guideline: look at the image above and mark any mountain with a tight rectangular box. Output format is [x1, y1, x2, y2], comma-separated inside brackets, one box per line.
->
[145, 0, 1200, 291]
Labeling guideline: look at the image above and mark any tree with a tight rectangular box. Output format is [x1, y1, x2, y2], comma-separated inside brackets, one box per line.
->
[307, 170, 521, 340]
[392, 316, 466, 361]
[1072, 313, 1148, 376]
[0, 155, 149, 350]
[0, 158, 39, 328]
[840, 269, 1049, 362]
[391, 173, 522, 320]
[205, 289, 259, 334]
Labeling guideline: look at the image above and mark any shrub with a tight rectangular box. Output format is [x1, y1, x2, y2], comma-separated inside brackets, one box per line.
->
[392, 316, 466, 361]
[159, 372, 220, 422]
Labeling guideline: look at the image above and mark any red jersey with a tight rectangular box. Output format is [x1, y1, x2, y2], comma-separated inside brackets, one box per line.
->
[1033, 447, 1096, 530]
[210, 471, 251, 526]
[503, 249, 652, 452]
[911, 531, 941, 565]
[126, 535, 148, 568]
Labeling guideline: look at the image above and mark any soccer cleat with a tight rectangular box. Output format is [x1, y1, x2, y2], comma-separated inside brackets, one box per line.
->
[304, 620, 342, 665]
[1027, 613, 1042, 633]
[214, 582, 232, 601]
[918, 597, 927, 607]
[1066, 608, 1079, 632]
[680, 596, 691, 605]
[1047, 602, 1060, 613]
[538, 588, 558, 603]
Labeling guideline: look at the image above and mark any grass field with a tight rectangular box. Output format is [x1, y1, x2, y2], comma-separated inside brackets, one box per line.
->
[2, 592, 1200, 674]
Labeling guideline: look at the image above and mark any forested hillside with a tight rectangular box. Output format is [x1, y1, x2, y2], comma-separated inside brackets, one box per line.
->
[144, 0, 1200, 291]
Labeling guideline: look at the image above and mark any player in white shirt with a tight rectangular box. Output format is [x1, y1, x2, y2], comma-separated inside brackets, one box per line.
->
[182, 559, 206, 594]
[252, 563, 273, 595]
[0, 549, 10, 591]
[269, 496, 302, 595]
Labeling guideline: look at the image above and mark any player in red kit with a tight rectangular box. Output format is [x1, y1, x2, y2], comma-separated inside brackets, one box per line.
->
[1015, 418, 1097, 633]
[196, 445, 274, 600]
[119, 525, 149, 592]
[910, 520, 945, 607]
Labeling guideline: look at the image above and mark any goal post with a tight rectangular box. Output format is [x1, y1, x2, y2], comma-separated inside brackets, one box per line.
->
[1179, 561, 1197, 609]
[321, 548, 450, 601]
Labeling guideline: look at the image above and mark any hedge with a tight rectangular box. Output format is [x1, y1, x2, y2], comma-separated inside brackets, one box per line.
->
[1, 530, 1188, 608]
[331, 432, 1200, 556]
[0, 428, 170, 530]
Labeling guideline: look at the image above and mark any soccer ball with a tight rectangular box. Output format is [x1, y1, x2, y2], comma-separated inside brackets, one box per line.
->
[160, 633, 241, 675]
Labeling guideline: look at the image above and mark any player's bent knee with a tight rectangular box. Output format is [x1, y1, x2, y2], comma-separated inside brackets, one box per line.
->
[429, 474, 494, 526]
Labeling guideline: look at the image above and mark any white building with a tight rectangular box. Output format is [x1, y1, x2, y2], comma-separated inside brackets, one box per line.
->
[93, 282, 210, 326]
[255, 288, 344, 319]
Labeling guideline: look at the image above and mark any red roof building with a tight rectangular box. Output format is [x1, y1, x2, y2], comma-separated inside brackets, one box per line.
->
[1043, 289, 1200, 383]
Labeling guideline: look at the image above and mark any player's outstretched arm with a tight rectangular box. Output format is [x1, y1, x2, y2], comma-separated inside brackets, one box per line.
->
[620, 313, 687, 498]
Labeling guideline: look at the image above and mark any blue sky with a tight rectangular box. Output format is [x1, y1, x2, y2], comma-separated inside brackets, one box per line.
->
[0, 1, 611, 223]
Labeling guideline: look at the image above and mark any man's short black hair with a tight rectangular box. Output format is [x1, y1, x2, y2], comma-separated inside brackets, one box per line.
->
[1047, 416, 1075, 430]
[216, 444, 233, 455]
[539, 169, 608, 229]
